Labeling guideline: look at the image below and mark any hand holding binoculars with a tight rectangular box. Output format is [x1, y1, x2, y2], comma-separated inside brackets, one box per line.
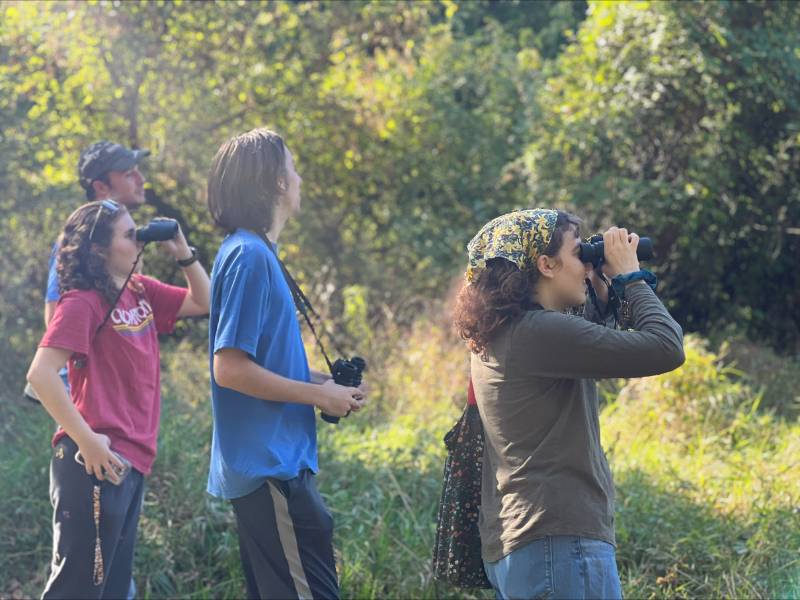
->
[135, 219, 179, 243]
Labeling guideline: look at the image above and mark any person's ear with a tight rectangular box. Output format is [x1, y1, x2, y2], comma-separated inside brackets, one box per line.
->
[92, 179, 111, 200]
[536, 254, 560, 279]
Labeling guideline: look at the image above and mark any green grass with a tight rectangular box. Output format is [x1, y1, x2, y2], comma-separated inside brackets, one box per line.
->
[2, 330, 798, 599]
[604, 338, 800, 599]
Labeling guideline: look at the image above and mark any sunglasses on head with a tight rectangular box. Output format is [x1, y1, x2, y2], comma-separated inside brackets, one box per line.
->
[88, 199, 121, 242]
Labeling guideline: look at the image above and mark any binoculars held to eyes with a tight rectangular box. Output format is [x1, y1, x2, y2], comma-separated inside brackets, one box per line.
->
[578, 234, 653, 268]
[135, 219, 178, 243]
[321, 356, 367, 424]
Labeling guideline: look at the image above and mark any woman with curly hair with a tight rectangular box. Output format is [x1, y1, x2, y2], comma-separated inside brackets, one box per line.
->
[454, 209, 685, 600]
[27, 200, 209, 598]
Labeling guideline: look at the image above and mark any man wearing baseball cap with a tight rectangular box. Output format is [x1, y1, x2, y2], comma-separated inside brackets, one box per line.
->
[45, 141, 151, 323]
[26, 143, 149, 384]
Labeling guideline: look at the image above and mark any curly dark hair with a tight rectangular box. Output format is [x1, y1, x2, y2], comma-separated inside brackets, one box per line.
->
[454, 210, 581, 356]
[56, 201, 128, 307]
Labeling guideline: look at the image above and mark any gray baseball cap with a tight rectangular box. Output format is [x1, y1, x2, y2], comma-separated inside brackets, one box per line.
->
[78, 141, 150, 190]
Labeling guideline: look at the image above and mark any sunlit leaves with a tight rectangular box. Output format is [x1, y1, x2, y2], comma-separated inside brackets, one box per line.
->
[524, 0, 800, 348]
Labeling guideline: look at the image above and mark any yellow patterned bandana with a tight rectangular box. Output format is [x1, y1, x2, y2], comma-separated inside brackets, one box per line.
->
[466, 209, 558, 283]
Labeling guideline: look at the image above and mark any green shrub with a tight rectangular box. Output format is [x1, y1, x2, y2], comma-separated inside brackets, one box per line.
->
[3, 321, 797, 599]
[604, 336, 800, 599]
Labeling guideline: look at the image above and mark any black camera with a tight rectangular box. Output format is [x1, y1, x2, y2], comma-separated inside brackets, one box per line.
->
[136, 219, 178, 243]
[321, 356, 367, 424]
[579, 234, 653, 268]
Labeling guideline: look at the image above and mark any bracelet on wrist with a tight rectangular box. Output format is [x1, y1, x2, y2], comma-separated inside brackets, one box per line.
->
[611, 269, 657, 300]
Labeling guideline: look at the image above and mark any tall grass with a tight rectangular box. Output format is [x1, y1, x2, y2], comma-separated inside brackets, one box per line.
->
[1, 319, 798, 599]
[604, 338, 800, 598]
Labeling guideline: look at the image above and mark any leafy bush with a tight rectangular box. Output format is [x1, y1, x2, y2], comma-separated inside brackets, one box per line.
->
[524, 0, 800, 349]
[3, 317, 798, 599]
[604, 335, 800, 598]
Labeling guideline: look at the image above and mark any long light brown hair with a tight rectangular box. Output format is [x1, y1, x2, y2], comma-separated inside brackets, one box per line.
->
[207, 128, 288, 236]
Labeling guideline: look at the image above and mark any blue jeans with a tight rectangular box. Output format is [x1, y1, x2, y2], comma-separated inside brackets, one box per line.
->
[484, 535, 622, 600]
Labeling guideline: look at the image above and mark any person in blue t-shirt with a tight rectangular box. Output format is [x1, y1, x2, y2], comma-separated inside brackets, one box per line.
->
[206, 128, 366, 600]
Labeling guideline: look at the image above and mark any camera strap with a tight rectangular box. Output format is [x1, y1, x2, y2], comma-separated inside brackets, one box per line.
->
[263, 236, 344, 374]
[94, 246, 147, 336]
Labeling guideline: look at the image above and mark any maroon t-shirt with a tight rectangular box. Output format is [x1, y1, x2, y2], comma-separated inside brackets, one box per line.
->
[40, 275, 187, 475]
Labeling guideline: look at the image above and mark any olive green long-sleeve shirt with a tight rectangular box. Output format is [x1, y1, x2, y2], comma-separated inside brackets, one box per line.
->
[471, 281, 685, 562]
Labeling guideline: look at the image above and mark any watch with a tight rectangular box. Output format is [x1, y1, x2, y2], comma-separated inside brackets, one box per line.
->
[611, 269, 657, 300]
[177, 246, 198, 267]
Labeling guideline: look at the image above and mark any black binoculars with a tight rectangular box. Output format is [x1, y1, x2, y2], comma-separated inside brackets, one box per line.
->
[579, 234, 653, 268]
[321, 356, 367, 424]
[135, 219, 178, 243]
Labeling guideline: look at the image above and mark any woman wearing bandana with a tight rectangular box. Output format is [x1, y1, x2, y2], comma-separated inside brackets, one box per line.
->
[454, 209, 685, 599]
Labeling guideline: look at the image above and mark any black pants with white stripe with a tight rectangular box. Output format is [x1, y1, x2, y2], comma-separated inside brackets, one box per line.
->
[231, 469, 339, 600]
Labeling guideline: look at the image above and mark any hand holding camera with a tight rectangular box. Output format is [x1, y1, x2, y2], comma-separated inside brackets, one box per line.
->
[75, 431, 129, 484]
[320, 356, 367, 423]
[317, 379, 363, 419]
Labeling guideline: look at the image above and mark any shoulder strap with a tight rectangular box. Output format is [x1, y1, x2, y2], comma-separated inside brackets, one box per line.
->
[94, 246, 146, 337]
[262, 235, 344, 374]
[467, 379, 477, 406]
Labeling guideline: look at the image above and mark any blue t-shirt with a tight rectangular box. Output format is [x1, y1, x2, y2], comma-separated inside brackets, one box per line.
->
[46, 242, 60, 302]
[207, 229, 317, 499]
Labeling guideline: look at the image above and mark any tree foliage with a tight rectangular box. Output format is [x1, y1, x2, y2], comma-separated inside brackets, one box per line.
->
[1, 0, 797, 391]
[524, 0, 800, 348]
